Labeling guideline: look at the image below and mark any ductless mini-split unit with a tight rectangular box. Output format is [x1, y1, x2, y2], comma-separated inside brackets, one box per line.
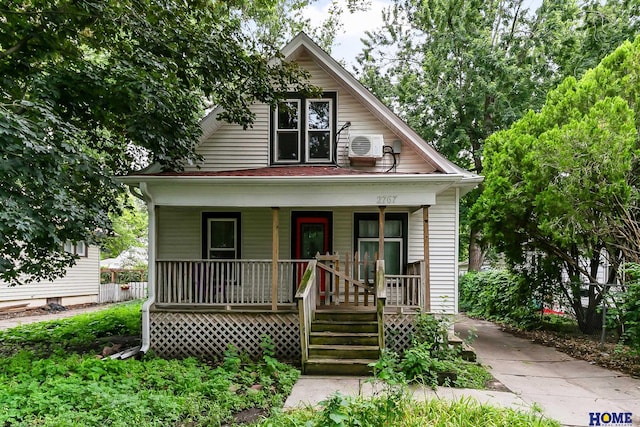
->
[348, 134, 384, 159]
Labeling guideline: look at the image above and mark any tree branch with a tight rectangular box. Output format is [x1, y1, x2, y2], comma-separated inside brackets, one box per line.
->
[0, 36, 31, 59]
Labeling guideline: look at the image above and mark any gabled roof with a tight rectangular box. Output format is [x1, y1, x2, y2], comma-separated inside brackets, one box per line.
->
[199, 32, 480, 182]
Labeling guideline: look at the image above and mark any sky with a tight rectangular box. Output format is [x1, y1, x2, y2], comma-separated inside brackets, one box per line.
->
[302, 0, 544, 69]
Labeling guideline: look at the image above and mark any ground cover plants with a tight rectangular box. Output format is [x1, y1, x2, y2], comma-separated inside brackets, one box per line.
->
[0, 302, 299, 426]
[256, 391, 560, 427]
[368, 313, 493, 389]
[0, 301, 560, 426]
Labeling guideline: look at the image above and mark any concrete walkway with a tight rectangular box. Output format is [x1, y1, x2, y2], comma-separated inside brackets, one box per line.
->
[455, 316, 640, 427]
[285, 316, 640, 427]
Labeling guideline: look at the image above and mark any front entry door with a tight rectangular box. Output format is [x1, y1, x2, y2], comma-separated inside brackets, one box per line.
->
[292, 212, 332, 292]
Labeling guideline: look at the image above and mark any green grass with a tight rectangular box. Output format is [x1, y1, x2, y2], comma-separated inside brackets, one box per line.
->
[256, 392, 560, 427]
[0, 301, 142, 357]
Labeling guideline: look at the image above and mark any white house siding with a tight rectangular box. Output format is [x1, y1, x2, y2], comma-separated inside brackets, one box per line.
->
[184, 104, 270, 172]
[423, 189, 459, 314]
[0, 246, 100, 309]
[157, 206, 428, 262]
[186, 51, 436, 174]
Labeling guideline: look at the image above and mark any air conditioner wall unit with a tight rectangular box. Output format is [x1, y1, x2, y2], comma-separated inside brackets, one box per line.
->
[348, 134, 384, 159]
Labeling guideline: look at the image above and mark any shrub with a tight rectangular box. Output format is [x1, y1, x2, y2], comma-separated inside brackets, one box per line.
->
[459, 270, 540, 328]
[615, 263, 640, 350]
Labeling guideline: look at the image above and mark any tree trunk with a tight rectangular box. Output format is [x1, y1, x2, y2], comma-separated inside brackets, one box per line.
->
[468, 227, 484, 271]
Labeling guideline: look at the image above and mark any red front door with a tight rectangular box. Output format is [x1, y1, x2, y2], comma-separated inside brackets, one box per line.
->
[293, 213, 332, 293]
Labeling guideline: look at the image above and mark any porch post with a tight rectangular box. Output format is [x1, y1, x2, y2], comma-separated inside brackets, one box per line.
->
[271, 207, 280, 311]
[378, 205, 386, 261]
[423, 205, 431, 312]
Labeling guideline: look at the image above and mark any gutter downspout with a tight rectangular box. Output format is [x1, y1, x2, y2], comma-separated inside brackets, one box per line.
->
[139, 182, 155, 354]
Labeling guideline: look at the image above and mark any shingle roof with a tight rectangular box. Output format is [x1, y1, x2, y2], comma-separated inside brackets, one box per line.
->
[145, 166, 435, 177]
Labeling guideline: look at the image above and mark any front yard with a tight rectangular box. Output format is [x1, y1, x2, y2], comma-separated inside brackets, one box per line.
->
[0, 302, 559, 426]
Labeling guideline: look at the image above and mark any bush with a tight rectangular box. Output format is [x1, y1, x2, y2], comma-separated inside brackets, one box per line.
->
[371, 314, 491, 389]
[459, 270, 540, 328]
[615, 263, 640, 350]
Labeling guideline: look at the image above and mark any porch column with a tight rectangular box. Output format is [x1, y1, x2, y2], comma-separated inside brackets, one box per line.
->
[271, 207, 280, 311]
[378, 205, 385, 261]
[423, 205, 431, 312]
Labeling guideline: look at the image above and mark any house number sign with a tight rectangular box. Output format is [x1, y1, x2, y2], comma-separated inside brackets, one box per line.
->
[377, 195, 398, 204]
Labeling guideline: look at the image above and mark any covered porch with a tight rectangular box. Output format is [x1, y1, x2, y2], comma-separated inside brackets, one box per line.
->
[123, 170, 465, 360]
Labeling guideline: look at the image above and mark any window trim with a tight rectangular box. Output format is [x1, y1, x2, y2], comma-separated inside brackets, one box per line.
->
[271, 92, 337, 165]
[64, 241, 88, 258]
[354, 212, 408, 277]
[201, 212, 242, 259]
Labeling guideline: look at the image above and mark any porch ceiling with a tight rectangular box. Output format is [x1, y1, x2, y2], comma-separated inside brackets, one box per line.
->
[121, 169, 465, 208]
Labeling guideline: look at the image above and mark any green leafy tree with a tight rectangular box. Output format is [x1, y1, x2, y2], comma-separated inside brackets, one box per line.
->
[1, 0, 322, 285]
[472, 37, 640, 333]
[100, 195, 148, 261]
[356, 0, 640, 270]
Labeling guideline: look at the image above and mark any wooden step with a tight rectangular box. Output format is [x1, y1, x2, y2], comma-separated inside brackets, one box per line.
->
[308, 344, 380, 359]
[309, 331, 378, 346]
[315, 310, 377, 322]
[304, 358, 376, 376]
[311, 320, 378, 333]
[448, 333, 477, 362]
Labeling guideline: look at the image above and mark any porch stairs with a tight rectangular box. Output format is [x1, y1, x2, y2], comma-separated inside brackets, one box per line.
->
[304, 309, 380, 376]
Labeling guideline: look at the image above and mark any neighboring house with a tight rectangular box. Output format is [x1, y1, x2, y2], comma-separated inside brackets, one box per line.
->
[0, 243, 100, 310]
[120, 33, 482, 374]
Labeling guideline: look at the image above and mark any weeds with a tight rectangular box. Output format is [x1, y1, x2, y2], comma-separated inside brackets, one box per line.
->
[0, 302, 299, 426]
[256, 394, 560, 427]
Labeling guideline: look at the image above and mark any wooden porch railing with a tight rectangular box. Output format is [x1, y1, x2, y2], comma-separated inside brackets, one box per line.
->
[154, 257, 423, 310]
[294, 260, 317, 369]
[313, 253, 422, 310]
[155, 259, 307, 306]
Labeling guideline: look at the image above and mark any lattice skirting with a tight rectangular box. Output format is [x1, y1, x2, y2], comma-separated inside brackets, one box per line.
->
[384, 313, 418, 354]
[150, 311, 300, 361]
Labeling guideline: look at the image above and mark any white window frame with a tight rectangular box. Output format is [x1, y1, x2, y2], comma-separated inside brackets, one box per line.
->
[274, 99, 301, 163]
[64, 241, 88, 258]
[305, 98, 333, 163]
[207, 218, 238, 260]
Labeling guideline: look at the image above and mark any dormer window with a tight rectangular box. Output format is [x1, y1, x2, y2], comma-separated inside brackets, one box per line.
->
[271, 92, 336, 164]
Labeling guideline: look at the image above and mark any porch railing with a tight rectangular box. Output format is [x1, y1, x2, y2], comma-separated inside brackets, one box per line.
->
[155, 259, 308, 306]
[154, 258, 423, 310]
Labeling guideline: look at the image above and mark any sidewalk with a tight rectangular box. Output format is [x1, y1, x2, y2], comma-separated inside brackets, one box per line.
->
[456, 316, 640, 427]
[0, 304, 115, 331]
[285, 316, 640, 427]
[284, 375, 531, 412]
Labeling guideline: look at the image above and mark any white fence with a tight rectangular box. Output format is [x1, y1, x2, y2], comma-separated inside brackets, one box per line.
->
[99, 282, 148, 303]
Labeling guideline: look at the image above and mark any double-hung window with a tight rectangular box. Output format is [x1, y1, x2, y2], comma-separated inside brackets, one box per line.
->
[354, 213, 407, 283]
[202, 213, 241, 260]
[272, 93, 336, 164]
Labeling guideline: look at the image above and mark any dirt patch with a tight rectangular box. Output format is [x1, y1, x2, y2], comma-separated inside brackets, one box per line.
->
[502, 325, 640, 378]
[222, 408, 268, 426]
[0, 303, 100, 321]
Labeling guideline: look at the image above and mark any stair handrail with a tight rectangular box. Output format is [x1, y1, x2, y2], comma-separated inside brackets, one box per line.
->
[294, 260, 317, 372]
[375, 260, 386, 350]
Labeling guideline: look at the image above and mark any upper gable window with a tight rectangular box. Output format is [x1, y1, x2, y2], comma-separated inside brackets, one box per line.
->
[272, 93, 336, 164]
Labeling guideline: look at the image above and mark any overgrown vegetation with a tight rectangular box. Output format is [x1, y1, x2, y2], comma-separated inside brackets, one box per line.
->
[460, 268, 640, 353]
[459, 270, 542, 328]
[371, 314, 492, 389]
[608, 263, 640, 351]
[0, 302, 299, 426]
[257, 392, 559, 427]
